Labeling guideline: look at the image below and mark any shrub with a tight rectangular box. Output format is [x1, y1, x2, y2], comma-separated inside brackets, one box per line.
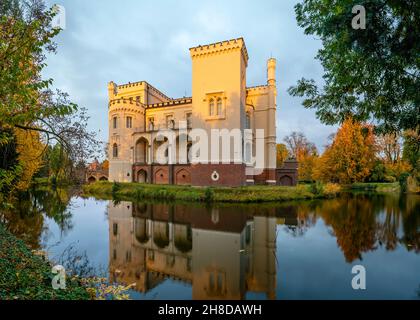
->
[384, 175, 396, 183]
[111, 181, 120, 195]
[310, 181, 324, 195]
[323, 183, 341, 198]
[204, 187, 214, 202]
[399, 172, 410, 192]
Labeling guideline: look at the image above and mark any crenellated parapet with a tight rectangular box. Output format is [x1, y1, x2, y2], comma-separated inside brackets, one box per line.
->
[189, 37, 249, 66]
[108, 98, 146, 115]
[147, 97, 192, 109]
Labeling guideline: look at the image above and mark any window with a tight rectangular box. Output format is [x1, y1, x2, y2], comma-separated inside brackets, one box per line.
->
[209, 99, 214, 116]
[112, 116, 117, 129]
[126, 116, 132, 128]
[186, 112, 192, 128]
[166, 114, 174, 129]
[113, 223, 118, 236]
[112, 143, 118, 158]
[245, 112, 251, 129]
[216, 98, 222, 115]
[148, 117, 154, 131]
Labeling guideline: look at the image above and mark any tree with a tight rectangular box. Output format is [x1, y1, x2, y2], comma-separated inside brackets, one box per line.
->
[14, 128, 44, 190]
[284, 132, 318, 181]
[0, 0, 100, 204]
[288, 1, 420, 133]
[276, 143, 289, 168]
[313, 118, 376, 184]
[402, 129, 420, 172]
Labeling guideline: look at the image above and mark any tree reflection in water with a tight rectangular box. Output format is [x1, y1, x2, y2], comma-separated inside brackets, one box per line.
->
[0, 186, 76, 249]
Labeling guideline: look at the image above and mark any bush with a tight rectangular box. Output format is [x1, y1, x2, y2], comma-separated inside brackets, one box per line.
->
[384, 175, 396, 183]
[310, 181, 324, 195]
[323, 183, 341, 197]
[111, 181, 121, 195]
[204, 187, 214, 202]
[399, 172, 410, 192]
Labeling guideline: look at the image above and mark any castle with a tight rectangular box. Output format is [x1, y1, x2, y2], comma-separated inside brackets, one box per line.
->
[108, 37, 297, 186]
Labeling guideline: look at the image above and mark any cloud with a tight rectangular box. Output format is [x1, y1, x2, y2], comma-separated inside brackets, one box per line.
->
[43, 0, 336, 151]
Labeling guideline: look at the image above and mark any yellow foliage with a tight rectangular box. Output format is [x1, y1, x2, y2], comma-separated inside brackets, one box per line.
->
[276, 144, 289, 168]
[14, 128, 44, 190]
[312, 118, 376, 184]
[323, 183, 342, 198]
[384, 161, 412, 179]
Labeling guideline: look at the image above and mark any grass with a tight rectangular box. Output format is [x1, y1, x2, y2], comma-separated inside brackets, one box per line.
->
[83, 181, 341, 203]
[348, 182, 400, 192]
[0, 224, 89, 300]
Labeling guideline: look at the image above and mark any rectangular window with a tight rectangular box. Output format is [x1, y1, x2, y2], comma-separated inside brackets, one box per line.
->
[113, 116, 117, 129]
[148, 117, 154, 131]
[126, 116, 132, 128]
[166, 114, 174, 128]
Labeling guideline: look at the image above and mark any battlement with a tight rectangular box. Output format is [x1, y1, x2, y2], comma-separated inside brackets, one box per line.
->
[110, 80, 171, 101]
[189, 37, 249, 65]
[147, 97, 192, 109]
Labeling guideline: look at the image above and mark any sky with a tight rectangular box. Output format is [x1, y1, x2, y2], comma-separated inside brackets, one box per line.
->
[43, 0, 337, 153]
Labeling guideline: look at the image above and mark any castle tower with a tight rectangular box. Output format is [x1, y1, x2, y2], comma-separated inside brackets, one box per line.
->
[266, 58, 277, 184]
[108, 81, 146, 182]
[189, 38, 249, 186]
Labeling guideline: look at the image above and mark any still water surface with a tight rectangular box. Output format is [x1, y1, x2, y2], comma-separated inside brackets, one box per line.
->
[3, 189, 419, 299]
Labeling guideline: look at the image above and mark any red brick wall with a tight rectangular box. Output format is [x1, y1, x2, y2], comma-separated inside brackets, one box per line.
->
[132, 165, 151, 183]
[174, 166, 191, 185]
[190, 163, 246, 187]
[153, 166, 169, 184]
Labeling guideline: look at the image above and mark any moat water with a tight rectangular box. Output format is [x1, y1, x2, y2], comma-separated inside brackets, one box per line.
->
[2, 188, 419, 299]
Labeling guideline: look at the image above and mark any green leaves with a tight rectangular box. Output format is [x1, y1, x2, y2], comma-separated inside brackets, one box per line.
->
[289, 0, 420, 133]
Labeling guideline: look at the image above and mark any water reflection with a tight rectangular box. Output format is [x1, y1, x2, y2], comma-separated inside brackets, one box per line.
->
[1, 190, 419, 299]
[108, 202, 277, 299]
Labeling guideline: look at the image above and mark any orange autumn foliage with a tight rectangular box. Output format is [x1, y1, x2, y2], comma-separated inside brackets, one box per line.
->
[312, 118, 376, 184]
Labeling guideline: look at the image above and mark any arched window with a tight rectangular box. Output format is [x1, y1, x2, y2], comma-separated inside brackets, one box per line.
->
[113, 116, 117, 129]
[112, 143, 118, 158]
[216, 98, 222, 115]
[209, 99, 214, 116]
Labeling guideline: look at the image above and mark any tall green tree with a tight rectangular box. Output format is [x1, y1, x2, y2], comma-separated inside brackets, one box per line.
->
[288, 0, 420, 133]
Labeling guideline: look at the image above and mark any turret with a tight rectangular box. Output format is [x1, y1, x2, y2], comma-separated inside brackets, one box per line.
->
[108, 81, 117, 99]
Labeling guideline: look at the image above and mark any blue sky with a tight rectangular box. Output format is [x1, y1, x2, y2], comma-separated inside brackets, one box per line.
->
[43, 0, 337, 152]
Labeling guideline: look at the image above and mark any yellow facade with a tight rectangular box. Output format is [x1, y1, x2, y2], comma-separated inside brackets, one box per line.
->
[107, 38, 277, 186]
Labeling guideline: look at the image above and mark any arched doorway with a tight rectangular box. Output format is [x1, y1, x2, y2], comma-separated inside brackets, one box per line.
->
[135, 137, 149, 163]
[137, 169, 147, 183]
[154, 168, 168, 184]
[279, 175, 293, 186]
[175, 168, 191, 185]
[87, 176, 96, 183]
[99, 176, 108, 181]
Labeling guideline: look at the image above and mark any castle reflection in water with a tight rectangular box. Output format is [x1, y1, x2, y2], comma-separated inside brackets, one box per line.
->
[108, 201, 302, 300]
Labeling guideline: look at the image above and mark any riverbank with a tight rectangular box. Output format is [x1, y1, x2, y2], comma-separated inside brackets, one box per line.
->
[82, 181, 341, 203]
[0, 224, 89, 300]
[347, 182, 400, 192]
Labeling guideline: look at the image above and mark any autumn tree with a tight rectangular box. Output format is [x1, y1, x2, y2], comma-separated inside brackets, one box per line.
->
[375, 132, 411, 180]
[276, 143, 289, 168]
[14, 128, 44, 190]
[284, 132, 318, 181]
[0, 0, 100, 204]
[313, 118, 376, 184]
